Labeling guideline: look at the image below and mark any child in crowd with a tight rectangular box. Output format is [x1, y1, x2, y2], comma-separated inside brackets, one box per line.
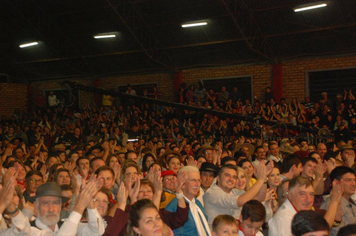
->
[238, 200, 265, 236]
[212, 214, 239, 236]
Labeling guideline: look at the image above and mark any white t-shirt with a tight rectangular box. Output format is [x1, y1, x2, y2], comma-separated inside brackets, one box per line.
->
[48, 95, 58, 106]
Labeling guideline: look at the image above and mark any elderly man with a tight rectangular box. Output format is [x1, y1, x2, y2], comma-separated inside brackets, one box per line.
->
[204, 163, 269, 228]
[166, 166, 211, 236]
[29, 178, 104, 235]
[269, 176, 342, 236]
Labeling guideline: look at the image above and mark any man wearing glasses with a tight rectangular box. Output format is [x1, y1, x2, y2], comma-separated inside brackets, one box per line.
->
[23, 170, 44, 202]
[166, 166, 211, 236]
[160, 170, 177, 209]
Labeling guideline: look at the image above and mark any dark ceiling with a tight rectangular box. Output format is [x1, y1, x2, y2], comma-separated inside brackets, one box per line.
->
[1, 0, 356, 82]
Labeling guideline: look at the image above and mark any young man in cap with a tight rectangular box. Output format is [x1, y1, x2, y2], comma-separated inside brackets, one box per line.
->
[30, 178, 104, 235]
[197, 162, 217, 206]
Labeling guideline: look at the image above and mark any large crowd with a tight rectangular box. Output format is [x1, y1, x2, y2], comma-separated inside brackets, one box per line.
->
[0, 83, 356, 236]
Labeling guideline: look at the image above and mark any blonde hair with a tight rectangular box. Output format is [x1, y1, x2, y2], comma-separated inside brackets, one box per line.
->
[236, 166, 250, 191]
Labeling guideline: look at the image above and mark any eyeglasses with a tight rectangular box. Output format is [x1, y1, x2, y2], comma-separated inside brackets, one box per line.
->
[93, 199, 109, 204]
[30, 178, 43, 184]
[163, 177, 175, 182]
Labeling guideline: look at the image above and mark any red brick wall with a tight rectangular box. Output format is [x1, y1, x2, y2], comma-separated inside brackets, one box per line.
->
[0, 83, 28, 118]
[1, 55, 356, 118]
[283, 55, 356, 102]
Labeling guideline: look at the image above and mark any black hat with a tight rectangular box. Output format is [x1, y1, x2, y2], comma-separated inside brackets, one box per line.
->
[200, 162, 217, 174]
[29, 182, 70, 203]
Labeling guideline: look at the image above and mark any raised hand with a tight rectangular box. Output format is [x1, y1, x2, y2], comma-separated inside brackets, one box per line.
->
[264, 188, 276, 202]
[3, 167, 18, 184]
[40, 164, 47, 178]
[129, 176, 140, 204]
[0, 174, 17, 214]
[186, 156, 197, 167]
[345, 152, 355, 168]
[102, 141, 109, 151]
[330, 179, 344, 204]
[74, 175, 103, 214]
[152, 170, 163, 194]
[326, 158, 337, 174]
[175, 171, 187, 194]
[314, 162, 326, 179]
[112, 163, 122, 183]
[116, 182, 128, 211]
[265, 160, 274, 176]
[254, 161, 267, 181]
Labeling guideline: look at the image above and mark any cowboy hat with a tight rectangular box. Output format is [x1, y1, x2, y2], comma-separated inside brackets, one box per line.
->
[29, 182, 70, 203]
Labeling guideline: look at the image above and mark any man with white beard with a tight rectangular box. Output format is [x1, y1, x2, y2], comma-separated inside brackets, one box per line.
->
[29, 179, 104, 236]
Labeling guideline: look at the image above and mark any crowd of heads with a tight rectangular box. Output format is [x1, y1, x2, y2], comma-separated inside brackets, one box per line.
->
[0, 86, 355, 235]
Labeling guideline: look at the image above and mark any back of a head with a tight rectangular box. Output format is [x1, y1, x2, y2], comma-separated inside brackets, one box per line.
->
[337, 224, 356, 236]
[292, 210, 329, 236]
[241, 200, 266, 222]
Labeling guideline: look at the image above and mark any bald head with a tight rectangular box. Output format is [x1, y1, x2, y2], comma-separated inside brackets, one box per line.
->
[317, 143, 327, 158]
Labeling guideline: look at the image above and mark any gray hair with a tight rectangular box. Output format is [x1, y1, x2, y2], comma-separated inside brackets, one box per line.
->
[178, 165, 199, 176]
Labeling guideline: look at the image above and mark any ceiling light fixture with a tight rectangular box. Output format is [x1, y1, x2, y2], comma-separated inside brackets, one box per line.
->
[293, 2, 328, 12]
[19, 42, 38, 48]
[181, 21, 208, 28]
[94, 34, 116, 39]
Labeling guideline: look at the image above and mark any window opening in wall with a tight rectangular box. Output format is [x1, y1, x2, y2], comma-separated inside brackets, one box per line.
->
[307, 68, 356, 103]
[116, 82, 159, 98]
[201, 76, 252, 102]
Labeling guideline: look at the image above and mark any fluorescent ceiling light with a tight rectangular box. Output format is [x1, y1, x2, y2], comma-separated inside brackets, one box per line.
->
[94, 34, 116, 39]
[294, 2, 327, 12]
[181, 22, 208, 28]
[19, 42, 38, 48]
